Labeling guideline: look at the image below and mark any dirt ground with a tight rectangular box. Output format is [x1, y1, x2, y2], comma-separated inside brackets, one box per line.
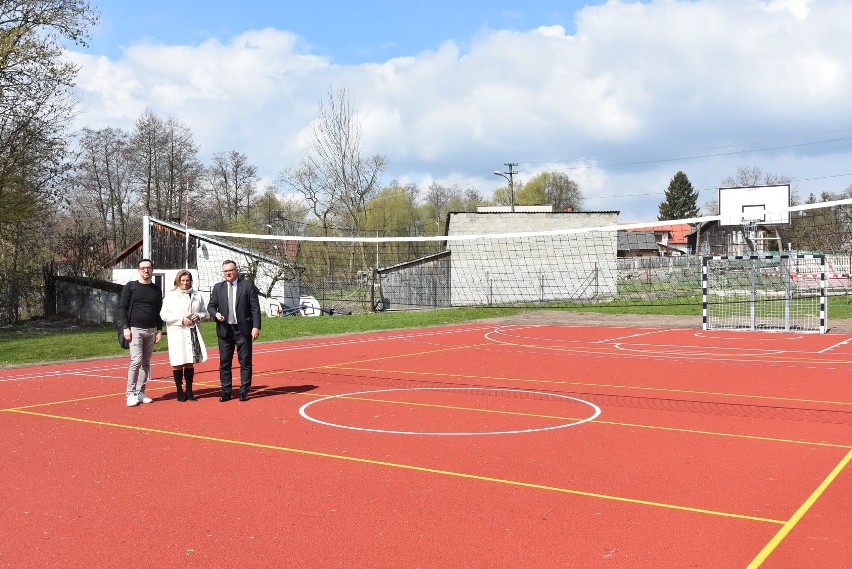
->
[486, 310, 852, 334]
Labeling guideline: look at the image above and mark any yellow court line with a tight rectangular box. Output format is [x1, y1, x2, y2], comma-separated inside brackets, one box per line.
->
[254, 342, 493, 377]
[597, 418, 851, 450]
[10, 383, 848, 451]
[187, 382, 852, 450]
[3, 380, 222, 411]
[746, 447, 852, 568]
[328, 365, 852, 409]
[5, 407, 785, 525]
[1, 343, 485, 411]
[7, 376, 849, 451]
[5, 390, 167, 411]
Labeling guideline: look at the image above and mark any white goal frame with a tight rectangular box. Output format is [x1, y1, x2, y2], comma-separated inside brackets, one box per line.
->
[702, 254, 827, 334]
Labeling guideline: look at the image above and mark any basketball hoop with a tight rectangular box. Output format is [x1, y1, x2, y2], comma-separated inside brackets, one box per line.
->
[741, 218, 760, 254]
[741, 218, 758, 241]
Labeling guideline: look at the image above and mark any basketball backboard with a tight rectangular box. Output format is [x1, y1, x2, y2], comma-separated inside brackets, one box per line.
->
[718, 184, 790, 226]
[719, 184, 790, 226]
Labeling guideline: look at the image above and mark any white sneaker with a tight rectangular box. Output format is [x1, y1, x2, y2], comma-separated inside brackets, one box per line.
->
[137, 392, 153, 404]
[127, 394, 139, 407]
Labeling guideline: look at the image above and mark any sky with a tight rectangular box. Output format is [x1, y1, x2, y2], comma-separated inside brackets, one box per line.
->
[68, 0, 852, 222]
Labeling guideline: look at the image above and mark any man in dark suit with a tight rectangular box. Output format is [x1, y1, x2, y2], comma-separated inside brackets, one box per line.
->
[207, 260, 262, 402]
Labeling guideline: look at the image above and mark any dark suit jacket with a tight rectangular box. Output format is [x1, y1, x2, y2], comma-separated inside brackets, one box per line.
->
[207, 278, 262, 339]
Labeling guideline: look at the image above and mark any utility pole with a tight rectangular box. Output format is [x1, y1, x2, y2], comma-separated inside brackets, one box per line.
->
[494, 163, 518, 212]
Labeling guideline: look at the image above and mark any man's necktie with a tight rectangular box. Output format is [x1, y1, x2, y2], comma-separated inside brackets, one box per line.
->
[228, 282, 237, 324]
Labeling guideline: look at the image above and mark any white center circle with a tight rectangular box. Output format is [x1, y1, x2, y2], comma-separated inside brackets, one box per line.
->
[298, 387, 602, 436]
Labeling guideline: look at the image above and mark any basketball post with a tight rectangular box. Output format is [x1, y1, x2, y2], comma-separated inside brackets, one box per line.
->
[741, 217, 759, 330]
[703, 184, 822, 333]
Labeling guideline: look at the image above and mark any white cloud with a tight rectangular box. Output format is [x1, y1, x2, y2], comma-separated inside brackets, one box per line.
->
[764, 0, 814, 20]
[70, 0, 852, 221]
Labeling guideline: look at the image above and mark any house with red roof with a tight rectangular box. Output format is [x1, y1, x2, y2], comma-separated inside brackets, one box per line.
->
[622, 223, 693, 256]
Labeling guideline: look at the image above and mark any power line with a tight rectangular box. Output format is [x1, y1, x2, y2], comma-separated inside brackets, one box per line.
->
[429, 130, 852, 189]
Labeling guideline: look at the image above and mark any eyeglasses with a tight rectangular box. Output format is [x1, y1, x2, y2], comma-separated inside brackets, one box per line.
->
[139, 266, 153, 271]
[222, 269, 237, 274]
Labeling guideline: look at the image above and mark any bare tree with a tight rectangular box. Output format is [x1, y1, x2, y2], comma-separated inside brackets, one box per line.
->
[461, 187, 484, 211]
[720, 165, 798, 204]
[279, 86, 387, 282]
[129, 109, 201, 221]
[280, 160, 335, 235]
[424, 182, 460, 230]
[281, 86, 386, 236]
[160, 117, 202, 221]
[204, 150, 259, 226]
[71, 127, 135, 248]
[129, 109, 164, 216]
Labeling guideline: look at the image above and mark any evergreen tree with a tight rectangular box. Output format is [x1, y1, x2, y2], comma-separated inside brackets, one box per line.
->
[658, 171, 699, 220]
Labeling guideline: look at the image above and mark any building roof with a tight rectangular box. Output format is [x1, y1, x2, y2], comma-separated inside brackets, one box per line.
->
[112, 217, 302, 269]
[624, 223, 693, 244]
[617, 230, 658, 251]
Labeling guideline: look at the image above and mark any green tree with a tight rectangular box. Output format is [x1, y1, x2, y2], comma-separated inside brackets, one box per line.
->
[0, 0, 98, 322]
[658, 171, 699, 221]
[491, 184, 513, 207]
[522, 171, 583, 210]
[514, 180, 546, 206]
[366, 181, 422, 237]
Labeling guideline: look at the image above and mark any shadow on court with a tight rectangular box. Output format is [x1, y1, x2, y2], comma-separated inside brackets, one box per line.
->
[157, 384, 318, 401]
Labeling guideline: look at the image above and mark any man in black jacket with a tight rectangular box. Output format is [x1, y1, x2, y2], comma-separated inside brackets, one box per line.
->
[207, 260, 262, 402]
[118, 258, 163, 407]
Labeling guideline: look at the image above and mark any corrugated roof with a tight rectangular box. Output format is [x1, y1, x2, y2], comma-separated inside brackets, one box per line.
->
[617, 231, 658, 250]
[624, 223, 692, 243]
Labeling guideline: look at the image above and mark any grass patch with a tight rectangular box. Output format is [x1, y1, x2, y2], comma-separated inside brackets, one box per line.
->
[1, 298, 849, 367]
[0, 307, 522, 366]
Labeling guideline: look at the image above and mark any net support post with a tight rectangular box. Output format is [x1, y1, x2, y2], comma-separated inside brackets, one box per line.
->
[819, 255, 828, 334]
[701, 256, 709, 330]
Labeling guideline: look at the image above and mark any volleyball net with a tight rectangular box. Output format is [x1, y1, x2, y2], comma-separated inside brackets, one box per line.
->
[172, 197, 851, 318]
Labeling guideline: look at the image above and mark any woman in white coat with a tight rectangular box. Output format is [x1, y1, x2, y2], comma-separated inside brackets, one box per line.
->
[160, 270, 208, 401]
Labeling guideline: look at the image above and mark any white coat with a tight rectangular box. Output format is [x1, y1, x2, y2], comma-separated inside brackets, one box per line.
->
[160, 288, 208, 366]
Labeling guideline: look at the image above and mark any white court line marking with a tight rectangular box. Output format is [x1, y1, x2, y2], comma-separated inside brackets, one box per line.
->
[480, 328, 852, 366]
[592, 328, 676, 343]
[299, 387, 601, 436]
[489, 325, 815, 355]
[612, 343, 787, 356]
[485, 325, 668, 345]
[818, 336, 852, 354]
[0, 326, 492, 383]
[252, 325, 494, 356]
[491, 325, 847, 355]
[693, 332, 804, 341]
[484, 329, 792, 359]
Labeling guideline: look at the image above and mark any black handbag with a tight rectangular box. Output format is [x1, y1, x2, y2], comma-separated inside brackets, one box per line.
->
[117, 323, 130, 349]
[117, 282, 135, 349]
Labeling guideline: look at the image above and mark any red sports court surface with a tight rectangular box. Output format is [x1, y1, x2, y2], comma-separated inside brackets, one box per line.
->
[2, 323, 851, 568]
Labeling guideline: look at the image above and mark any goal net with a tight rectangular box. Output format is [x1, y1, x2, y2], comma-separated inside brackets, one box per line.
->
[702, 254, 828, 333]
